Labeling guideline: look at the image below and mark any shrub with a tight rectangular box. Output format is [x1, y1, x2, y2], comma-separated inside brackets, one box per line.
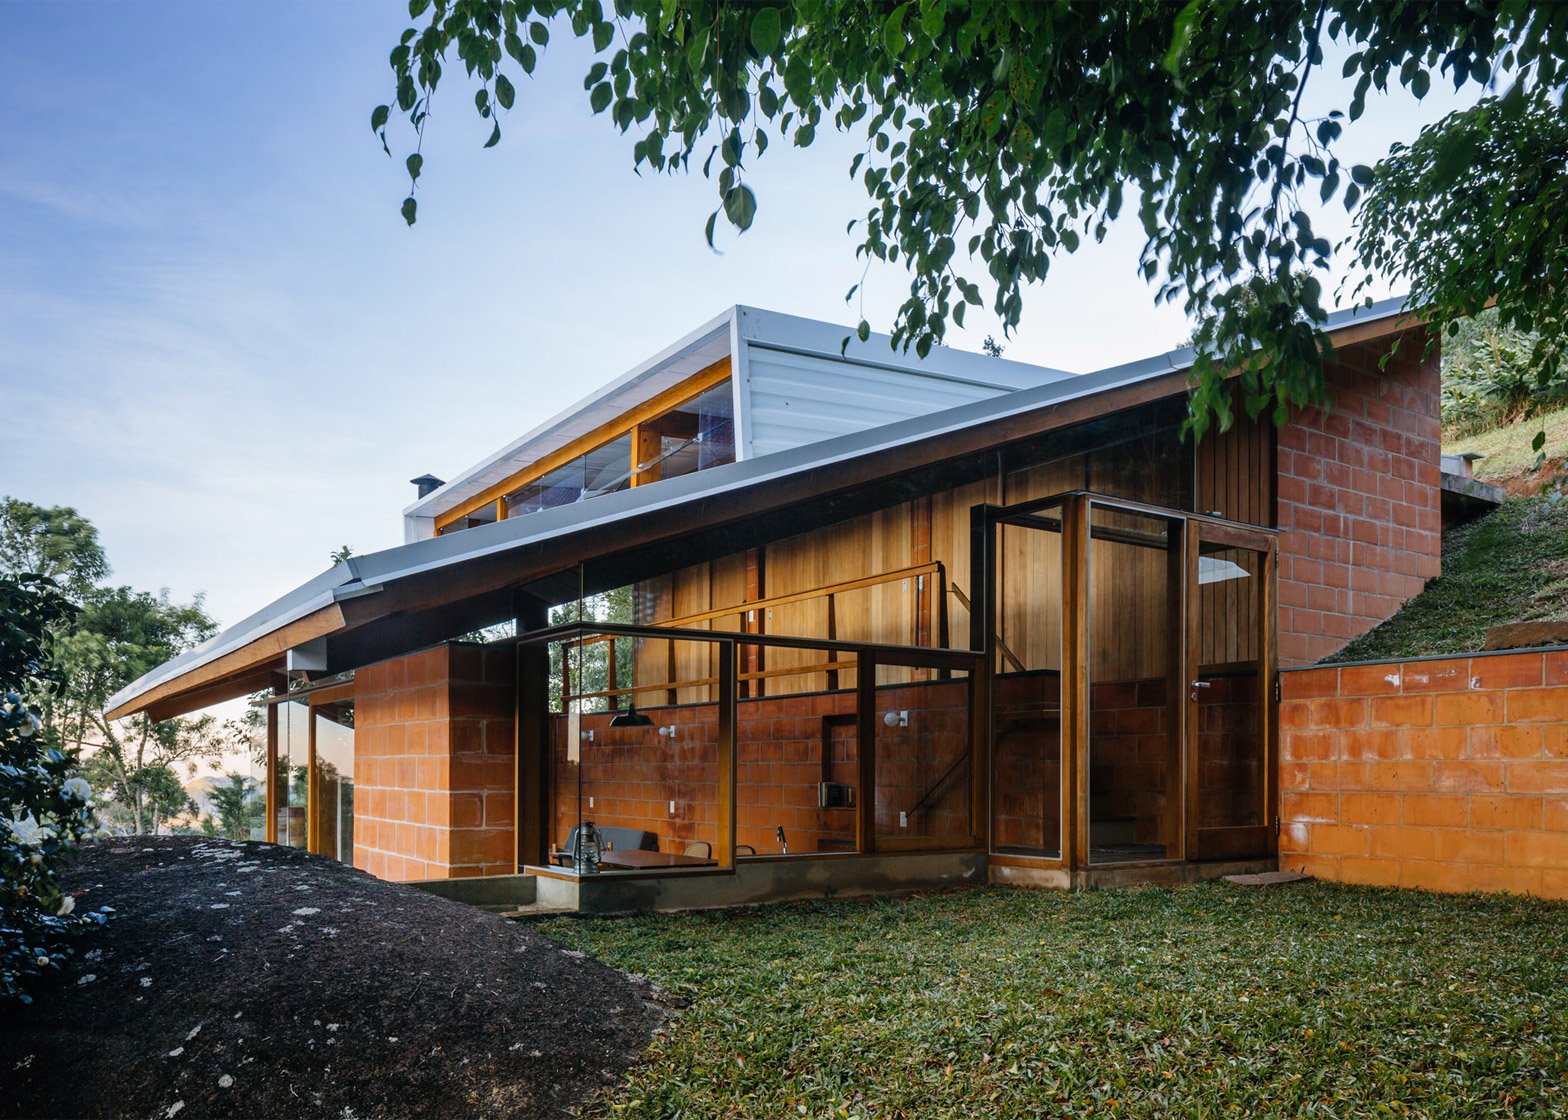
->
[1441, 309, 1565, 438]
[1, 574, 113, 1003]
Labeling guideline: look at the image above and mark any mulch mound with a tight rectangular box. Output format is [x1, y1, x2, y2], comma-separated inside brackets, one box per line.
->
[0, 837, 668, 1119]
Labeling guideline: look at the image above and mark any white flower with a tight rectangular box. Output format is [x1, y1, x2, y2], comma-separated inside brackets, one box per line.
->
[7, 814, 52, 847]
[16, 712, 39, 738]
[62, 777, 91, 803]
[57, 895, 75, 916]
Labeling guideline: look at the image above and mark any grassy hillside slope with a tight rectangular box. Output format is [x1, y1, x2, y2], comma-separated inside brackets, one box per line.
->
[1445, 404, 1568, 489]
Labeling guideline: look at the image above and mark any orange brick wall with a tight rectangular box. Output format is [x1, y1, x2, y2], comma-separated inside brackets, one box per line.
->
[1280, 648, 1568, 897]
[1276, 332, 1443, 666]
[353, 643, 516, 881]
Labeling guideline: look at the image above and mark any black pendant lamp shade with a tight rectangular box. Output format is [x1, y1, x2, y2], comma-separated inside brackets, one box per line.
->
[609, 703, 653, 728]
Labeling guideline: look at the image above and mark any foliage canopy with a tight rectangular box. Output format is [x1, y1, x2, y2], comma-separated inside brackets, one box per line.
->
[378, 1, 1568, 439]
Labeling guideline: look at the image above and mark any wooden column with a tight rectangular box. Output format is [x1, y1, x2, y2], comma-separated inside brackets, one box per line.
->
[1164, 517, 1187, 861]
[856, 652, 878, 854]
[1061, 496, 1091, 870]
[264, 687, 281, 844]
[513, 592, 551, 871]
[717, 639, 737, 869]
[305, 702, 318, 854]
[631, 424, 662, 487]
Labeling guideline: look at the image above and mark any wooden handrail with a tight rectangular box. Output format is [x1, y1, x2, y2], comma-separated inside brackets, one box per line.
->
[655, 561, 945, 630]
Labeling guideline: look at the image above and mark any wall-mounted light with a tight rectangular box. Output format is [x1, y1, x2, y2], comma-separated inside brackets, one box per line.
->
[883, 710, 909, 728]
[658, 725, 678, 738]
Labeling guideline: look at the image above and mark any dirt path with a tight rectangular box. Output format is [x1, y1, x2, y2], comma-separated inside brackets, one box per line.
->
[0, 837, 667, 1119]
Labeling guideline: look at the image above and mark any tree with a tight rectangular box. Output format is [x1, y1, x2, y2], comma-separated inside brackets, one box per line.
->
[0, 498, 108, 603]
[205, 773, 258, 841]
[376, 2, 1567, 440]
[48, 589, 231, 835]
[0, 501, 237, 835]
[1354, 94, 1568, 463]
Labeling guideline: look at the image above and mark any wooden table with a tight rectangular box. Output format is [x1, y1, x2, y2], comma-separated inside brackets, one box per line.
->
[595, 850, 717, 870]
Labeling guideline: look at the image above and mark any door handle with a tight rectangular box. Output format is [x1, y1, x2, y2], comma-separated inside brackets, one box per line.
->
[1190, 680, 1210, 701]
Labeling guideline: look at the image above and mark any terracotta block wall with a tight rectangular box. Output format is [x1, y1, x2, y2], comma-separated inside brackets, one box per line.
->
[1276, 330, 1442, 666]
[1280, 649, 1568, 897]
[992, 672, 1062, 851]
[550, 678, 972, 858]
[353, 643, 516, 881]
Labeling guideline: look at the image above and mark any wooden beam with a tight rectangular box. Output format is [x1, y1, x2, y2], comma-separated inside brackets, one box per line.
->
[145, 664, 285, 723]
[433, 357, 731, 532]
[109, 604, 346, 721]
[631, 424, 663, 488]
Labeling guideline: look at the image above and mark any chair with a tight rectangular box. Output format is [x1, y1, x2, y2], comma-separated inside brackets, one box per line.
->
[735, 844, 756, 857]
[684, 841, 712, 859]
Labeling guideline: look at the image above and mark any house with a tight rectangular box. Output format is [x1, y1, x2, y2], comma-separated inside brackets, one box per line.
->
[108, 300, 1448, 911]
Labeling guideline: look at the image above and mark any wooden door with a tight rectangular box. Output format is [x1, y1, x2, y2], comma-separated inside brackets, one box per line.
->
[1184, 522, 1277, 861]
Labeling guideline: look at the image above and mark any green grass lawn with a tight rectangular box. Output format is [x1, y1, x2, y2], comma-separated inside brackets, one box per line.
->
[541, 882, 1567, 1118]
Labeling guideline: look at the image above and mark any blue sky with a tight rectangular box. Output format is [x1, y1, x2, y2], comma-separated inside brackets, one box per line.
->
[2, 1, 1483, 641]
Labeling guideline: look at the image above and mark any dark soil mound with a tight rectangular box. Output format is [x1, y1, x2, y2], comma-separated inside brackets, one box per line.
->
[0, 837, 667, 1119]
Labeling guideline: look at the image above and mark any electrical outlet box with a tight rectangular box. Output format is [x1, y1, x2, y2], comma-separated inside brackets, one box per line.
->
[669, 800, 676, 814]
[899, 811, 907, 828]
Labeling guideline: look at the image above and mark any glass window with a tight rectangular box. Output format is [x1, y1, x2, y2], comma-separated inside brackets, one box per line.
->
[313, 700, 355, 864]
[276, 698, 308, 848]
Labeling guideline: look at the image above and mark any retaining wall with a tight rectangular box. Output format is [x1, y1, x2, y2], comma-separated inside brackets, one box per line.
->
[1280, 647, 1568, 897]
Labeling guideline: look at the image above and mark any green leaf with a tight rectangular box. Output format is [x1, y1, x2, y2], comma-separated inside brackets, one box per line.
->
[484, 120, 501, 147]
[856, 319, 871, 342]
[921, 0, 947, 39]
[371, 105, 389, 132]
[704, 210, 718, 249]
[495, 73, 515, 110]
[406, 153, 423, 181]
[520, 44, 536, 73]
[590, 82, 612, 114]
[882, 4, 906, 56]
[529, 21, 549, 46]
[593, 20, 615, 52]
[401, 196, 418, 226]
[1043, 107, 1066, 149]
[408, 0, 430, 16]
[1410, 68, 1430, 99]
[1163, 0, 1201, 74]
[750, 7, 781, 55]
[723, 183, 757, 230]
